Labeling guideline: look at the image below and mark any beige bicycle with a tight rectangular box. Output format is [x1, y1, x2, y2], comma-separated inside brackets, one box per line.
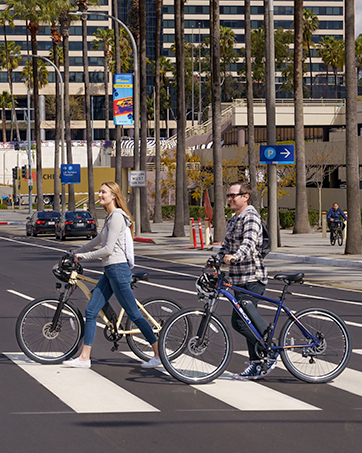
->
[16, 253, 183, 364]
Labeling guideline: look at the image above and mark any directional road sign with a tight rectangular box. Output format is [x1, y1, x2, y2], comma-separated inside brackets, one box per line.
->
[61, 164, 81, 184]
[259, 145, 294, 164]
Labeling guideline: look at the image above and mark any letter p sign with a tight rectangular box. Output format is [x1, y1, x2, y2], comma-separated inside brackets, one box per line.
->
[264, 147, 276, 160]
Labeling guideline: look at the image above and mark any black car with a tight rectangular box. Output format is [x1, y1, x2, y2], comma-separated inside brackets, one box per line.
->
[26, 211, 61, 237]
[55, 211, 97, 240]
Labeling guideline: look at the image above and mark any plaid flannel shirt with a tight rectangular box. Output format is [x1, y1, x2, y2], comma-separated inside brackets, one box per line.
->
[217, 205, 268, 285]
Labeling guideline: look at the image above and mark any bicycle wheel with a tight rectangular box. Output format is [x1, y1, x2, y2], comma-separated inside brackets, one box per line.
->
[159, 308, 233, 384]
[279, 308, 351, 383]
[16, 298, 84, 364]
[337, 230, 343, 246]
[125, 297, 183, 361]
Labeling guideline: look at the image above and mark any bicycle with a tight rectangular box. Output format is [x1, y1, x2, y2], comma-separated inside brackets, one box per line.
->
[158, 255, 351, 385]
[330, 220, 344, 246]
[16, 253, 183, 365]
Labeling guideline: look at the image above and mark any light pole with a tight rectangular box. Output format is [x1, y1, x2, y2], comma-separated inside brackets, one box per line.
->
[18, 53, 66, 214]
[24, 81, 33, 215]
[70, 10, 141, 236]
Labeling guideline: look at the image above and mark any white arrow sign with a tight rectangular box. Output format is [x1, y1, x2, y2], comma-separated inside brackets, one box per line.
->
[281, 148, 291, 158]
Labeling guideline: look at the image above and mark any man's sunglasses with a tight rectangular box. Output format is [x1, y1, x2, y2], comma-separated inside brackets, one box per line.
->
[226, 193, 246, 199]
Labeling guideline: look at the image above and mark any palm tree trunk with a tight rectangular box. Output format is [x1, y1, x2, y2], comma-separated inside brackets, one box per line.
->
[153, 0, 163, 223]
[60, 11, 75, 211]
[345, 0, 362, 253]
[172, 0, 185, 237]
[112, 0, 122, 187]
[104, 45, 109, 141]
[293, 0, 310, 234]
[52, 36, 60, 212]
[29, 23, 43, 211]
[139, 0, 151, 232]
[2, 107, 6, 142]
[80, 3, 96, 220]
[181, 1, 188, 225]
[245, 0, 259, 210]
[210, 0, 225, 241]
[308, 46, 313, 98]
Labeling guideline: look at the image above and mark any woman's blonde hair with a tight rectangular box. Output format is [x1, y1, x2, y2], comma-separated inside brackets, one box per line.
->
[101, 181, 134, 236]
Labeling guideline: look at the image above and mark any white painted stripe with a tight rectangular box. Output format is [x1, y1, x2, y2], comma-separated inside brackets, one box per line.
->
[236, 349, 362, 399]
[7, 290, 34, 301]
[5, 353, 159, 414]
[121, 351, 320, 412]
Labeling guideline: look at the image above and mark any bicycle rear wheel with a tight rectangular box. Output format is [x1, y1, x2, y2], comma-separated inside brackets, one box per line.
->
[279, 308, 351, 383]
[16, 298, 84, 364]
[125, 297, 183, 361]
[159, 308, 233, 384]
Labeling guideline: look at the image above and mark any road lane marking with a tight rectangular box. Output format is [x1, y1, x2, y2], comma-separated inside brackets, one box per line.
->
[5, 353, 159, 414]
[121, 351, 320, 412]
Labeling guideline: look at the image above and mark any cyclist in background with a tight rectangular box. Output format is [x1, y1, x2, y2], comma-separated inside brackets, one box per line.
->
[327, 203, 347, 242]
[217, 181, 277, 381]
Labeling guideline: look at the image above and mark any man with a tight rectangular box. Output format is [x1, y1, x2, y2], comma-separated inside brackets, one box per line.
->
[217, 181, 277, 380]
[327, 203, 347, 241]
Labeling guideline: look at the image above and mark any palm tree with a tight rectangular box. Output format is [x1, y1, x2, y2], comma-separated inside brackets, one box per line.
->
[153, 0, 163, 223]
[302, 8, 319, 98]
[318, 36, 344, 99]
[317, 36, 333, 98]
[210, 0, 225, 241]
[139, 0, 151, 232]
[345, 0, 362, 254]
[293, 0, 310, 234]
[219, 26, 237, 102]
[59, 2, 77, 211]
[0, 40, 21, 141]
[5, 0, 48, 210]
[0, 91, 13, 142]
[244, 0, 258, 210]
[0, 10, 20, 142]
[76, 0, 96, 220]
[92, 28, 114, 141]
[172, 0, 186, 237]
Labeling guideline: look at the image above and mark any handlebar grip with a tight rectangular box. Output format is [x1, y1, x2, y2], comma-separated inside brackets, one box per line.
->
[230, 258, 236, 265]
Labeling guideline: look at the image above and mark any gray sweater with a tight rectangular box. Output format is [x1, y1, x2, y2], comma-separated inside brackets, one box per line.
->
[75, 208, 129, 267]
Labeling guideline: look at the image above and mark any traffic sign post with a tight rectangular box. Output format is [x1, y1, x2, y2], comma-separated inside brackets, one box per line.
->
[259, 145, 295, 164]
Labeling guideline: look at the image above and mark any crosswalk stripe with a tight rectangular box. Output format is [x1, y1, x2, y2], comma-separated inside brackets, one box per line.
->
[235, 349, 362, 398]
[121, 351, 320, 412]
[5, 353, 159, 414]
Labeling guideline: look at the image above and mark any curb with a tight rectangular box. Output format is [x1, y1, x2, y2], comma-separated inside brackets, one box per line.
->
[268, 252, 362, 269]
[134, 237, 155, 244]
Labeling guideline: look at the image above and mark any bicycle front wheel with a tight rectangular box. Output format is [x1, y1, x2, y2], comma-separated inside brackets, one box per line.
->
[125, 297, 183, 361]
[16, 298, 84, 364]
[279, 308, 351, 383]
[337, 230, 343, 246]
[159, 308, 233, 384]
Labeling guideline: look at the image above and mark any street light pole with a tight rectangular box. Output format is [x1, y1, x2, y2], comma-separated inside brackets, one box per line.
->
[17, 53, 65, 214]
[24, 82, 33, 216]
[70, 11, 141, 235]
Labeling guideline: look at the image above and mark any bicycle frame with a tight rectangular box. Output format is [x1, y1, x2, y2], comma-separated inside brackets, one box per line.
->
[54, 270, 164, 337]
[204, 276, 321, 355]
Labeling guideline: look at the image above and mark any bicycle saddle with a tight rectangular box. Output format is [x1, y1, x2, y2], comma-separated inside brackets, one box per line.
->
[273, 273, 304, 284]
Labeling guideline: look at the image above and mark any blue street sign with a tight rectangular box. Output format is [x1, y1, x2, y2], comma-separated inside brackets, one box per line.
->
[61, 164, 81, 184]
[259, 145, 295, 164]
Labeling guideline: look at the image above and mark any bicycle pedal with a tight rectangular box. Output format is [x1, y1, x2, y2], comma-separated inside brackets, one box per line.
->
[111, 343, 119, 352]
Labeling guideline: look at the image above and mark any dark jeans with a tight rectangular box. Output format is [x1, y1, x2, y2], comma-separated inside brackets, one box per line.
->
[232, 280, 266, 362]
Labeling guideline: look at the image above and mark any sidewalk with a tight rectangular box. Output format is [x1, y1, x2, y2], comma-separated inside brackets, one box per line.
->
[1, 210, 362, 290]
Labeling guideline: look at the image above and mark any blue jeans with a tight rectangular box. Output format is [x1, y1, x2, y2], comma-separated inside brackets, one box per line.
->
[84, 262, 157, 347]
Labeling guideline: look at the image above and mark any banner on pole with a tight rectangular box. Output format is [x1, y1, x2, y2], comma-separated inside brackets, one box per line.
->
[113, 73, 134, 126]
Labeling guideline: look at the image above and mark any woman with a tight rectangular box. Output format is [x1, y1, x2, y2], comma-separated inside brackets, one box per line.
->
[63, 181, 160, 369]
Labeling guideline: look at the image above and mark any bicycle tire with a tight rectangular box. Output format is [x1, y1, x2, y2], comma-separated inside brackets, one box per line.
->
[159, 308, 233, 385]
[16, 298, 84, 365]
[125, 297, 183, 361]
[279, 308, 351, 383]
[337, 230, 343, 246]
[330, 234, 336, 246]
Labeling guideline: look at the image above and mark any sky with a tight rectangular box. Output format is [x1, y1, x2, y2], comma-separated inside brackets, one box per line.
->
[357, 1, 362, 37]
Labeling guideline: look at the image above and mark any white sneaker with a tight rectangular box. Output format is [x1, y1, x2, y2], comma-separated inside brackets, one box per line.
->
[141, 356, 162, 369]
[63, 357, 91, 368]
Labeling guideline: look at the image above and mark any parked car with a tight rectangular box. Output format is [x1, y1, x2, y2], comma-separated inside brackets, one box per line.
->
[26, 211, 61, 237]
[55, 211, 97, 240]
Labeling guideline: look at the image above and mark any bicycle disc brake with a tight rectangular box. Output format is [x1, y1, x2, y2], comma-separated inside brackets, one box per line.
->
[188, 336, 209, 356]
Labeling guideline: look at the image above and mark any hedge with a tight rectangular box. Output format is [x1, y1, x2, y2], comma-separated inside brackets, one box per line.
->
[161, 205, 320, 229]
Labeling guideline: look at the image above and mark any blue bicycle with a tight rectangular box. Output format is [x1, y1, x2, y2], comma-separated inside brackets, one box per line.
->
[159, 256, 351, 384]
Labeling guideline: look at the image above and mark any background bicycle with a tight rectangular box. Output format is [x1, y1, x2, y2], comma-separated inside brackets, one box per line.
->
[16, 253, 183, 364]
[159, 256, 351, 385]
[330, 220, 344, 246]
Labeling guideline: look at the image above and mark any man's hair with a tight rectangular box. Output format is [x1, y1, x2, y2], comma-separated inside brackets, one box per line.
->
[230, 181, 252, 204]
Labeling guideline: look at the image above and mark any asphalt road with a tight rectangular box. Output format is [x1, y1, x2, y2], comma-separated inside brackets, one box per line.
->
[1, 231, 362, 453]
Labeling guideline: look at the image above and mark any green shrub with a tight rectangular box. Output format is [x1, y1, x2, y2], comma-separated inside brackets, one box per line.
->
[0, 203, 8, 209]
